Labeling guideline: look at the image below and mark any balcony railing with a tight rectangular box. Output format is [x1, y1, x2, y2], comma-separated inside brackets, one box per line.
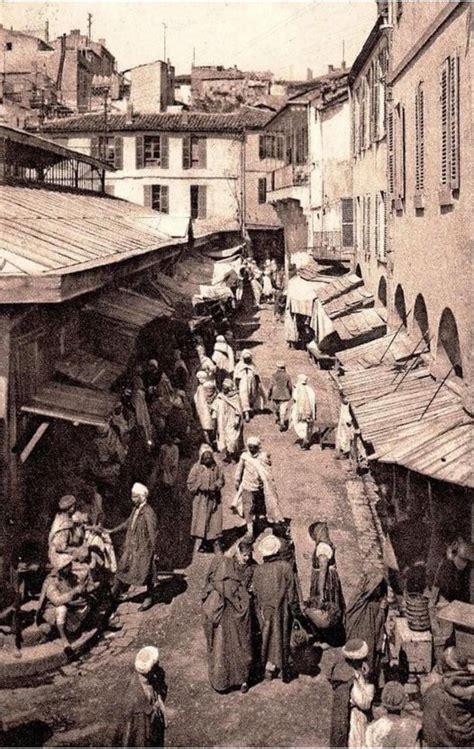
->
[313, 230, 353, 261]
[270, 163, 309, 191]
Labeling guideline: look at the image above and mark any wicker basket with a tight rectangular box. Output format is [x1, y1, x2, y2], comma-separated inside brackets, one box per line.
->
[405, 592, 431, 632]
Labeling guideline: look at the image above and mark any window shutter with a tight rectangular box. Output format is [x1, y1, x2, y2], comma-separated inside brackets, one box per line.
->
[383, 192, 387, 260]
[136, 135, 144, 169]
[160, 134, 169, 169]
[90, 136, 100, 159]
[198, 137, 207, 169]
[198, 185, 207, 218]
[277, 133, 284, 160]
[415, 83, 425, 193]
[161, 185, 169, 214]
[114, 136, 123, 169]
[388, 109, 394, 197]
[399, 105, 406, 199]
[449, 54, 460, 190]
[183, 135, 191, 169]
[375, 193, 379, 257]
[143, 184, 153, 208]
[367, 195, 371, 258]
[440, 60, 449, 187]
[259, 134, 265, 160]
[373, 60, 380, 140]
[341, 198, 353, 247]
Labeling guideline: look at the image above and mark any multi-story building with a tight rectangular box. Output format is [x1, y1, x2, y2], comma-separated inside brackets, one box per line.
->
[191, 65, 274, 112]
[41, 108, 281, 241]
[127, 60, 175, 114]
[264, 67, 352, 261]
[349, 13, 389, 300]
[387, 0, 472, 395]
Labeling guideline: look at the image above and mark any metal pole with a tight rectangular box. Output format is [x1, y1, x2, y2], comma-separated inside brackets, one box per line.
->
[392, 331, 432, 383]
[162, 23, 167, 61]
[418, 365, 454, 420]
[378, 310, 412, 363]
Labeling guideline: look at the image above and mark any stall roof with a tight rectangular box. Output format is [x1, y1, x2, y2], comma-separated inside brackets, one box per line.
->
[85, 287, 173, 328]
[318, 273, 363, 304]
[55, 351, 123, 391]
[337, 365, 473, 488]
[332, 307, 387, 342]
[336, 330, 422, 371]
[0, 184, 186, 302]
[21, 383, 118, 427]
[324, 286, 375, 319]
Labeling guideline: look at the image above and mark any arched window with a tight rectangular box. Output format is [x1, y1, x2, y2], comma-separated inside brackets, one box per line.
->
[394, 284, 407, 326]
[437, 308, 463, 377]
[377, 276, 387, 307]
[413, 294, 430, 348]
[355, 264, 363, 278]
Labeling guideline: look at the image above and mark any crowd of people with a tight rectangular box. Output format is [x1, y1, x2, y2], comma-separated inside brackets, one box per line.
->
[26, 257, 474, 748]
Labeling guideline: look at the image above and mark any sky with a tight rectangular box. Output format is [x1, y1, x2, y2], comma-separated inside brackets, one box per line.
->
[1, 1, 377, 79]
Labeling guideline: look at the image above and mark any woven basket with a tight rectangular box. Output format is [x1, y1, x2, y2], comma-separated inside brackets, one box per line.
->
[405, 593, 430, 631]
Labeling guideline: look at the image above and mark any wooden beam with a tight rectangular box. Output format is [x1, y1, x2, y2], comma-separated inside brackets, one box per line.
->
[20, 422, 49, 463]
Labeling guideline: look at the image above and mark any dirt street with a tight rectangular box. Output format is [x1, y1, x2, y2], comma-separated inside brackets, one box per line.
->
[0, 301, 383, 748]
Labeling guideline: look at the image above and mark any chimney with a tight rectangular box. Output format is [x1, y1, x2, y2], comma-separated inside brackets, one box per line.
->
[306, 68, 313, 81]
[45, 20, 49, 43]
[98, 38, 106, 47]
[341, 60, 346, 71]
[126, 101, 134, 124]
[328, 64, 335, 73]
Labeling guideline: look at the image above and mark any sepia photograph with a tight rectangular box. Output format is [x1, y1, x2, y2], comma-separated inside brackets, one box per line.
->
[0, 0, 472, 746]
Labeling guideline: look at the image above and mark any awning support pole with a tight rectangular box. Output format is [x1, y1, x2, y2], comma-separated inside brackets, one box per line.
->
[378, 310, 412, 363]
[392, 333, 433, 388]
[418, 365, 454, 420]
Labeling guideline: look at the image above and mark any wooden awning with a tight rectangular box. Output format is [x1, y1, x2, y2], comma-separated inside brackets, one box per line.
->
[85, 287, 173, 328]
[55, 351, 123, 391]
[21, 383, 118, 427]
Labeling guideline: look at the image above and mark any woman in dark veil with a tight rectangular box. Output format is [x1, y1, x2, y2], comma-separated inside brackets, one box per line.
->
[345, 571, 387, 675]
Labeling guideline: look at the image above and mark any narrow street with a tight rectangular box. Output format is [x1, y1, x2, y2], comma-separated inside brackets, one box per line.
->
[0, 300, 383, 748]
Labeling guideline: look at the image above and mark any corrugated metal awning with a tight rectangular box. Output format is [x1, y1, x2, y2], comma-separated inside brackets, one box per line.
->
[21, 383, 118, 427]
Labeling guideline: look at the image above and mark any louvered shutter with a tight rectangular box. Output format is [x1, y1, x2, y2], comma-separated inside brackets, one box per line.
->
[400, 105, 406, 199]
[449, 55, 460, 189]
[161, 185, 169, 214]
[341, 198, 353, 247]
[415, 83, 425, 193]
[198, 185, 207, 218]
[369, 64, 375, 143]
[90, 136, 100, 159]
[136, 135, 145, 169]
[375, 193, 379, 257]
[367, 195, 371, 258]
[373, 59, 380, 140]
[114, 136, 123, 169]
[161, 135, 169, 169]
[183, 135, 191, 169]
[388, 110, 394, 198]
[360, 83, 366, 150]
[198, 137, 207, 169]
[143, 184, 153, 208]
[415, 88, 420, 192]
[440, 60, 449, 187]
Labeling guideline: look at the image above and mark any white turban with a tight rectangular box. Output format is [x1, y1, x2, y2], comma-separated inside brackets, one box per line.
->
[131, 482, 149, 498]
[135, 645, 159, 674]
[257, 534, 281, 558]
[247, 436, 261, 448]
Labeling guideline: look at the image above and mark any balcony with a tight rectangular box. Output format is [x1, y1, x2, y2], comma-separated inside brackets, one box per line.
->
[313, 230, 353, 263]
[272, 162, 310, 190]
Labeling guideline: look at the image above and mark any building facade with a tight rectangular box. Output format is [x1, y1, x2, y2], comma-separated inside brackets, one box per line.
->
[387, 0, 473, 396]
[350, 15, 389, 301]
[41, 108, 278, 235]
[128, 60, 175, 114]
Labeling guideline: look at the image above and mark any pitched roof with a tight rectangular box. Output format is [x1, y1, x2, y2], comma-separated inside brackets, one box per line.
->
[40, 108, 272, 134]
[0, 183, 187, 302]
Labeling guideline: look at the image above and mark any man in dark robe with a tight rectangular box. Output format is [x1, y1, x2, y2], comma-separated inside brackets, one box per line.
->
[201, 539, 254, 693]
[108, 483, 158, 612]
[422, 647, 474, 747]
[115, 646, 167, 747]
[252, 534, 301, 683]
[345, 571, 387, 675]
[187, 444, 225, 554]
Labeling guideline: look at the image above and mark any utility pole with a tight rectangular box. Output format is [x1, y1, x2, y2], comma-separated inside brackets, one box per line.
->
[87, 12, 93, 43]
[162, 23, 167, 61]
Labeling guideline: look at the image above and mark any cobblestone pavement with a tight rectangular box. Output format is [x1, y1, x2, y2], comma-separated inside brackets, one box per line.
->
[0, 301, 383, 748]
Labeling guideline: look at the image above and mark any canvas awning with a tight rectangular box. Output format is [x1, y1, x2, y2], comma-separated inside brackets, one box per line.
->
[55, 351, 123, 391]
[21, 383, 118, 427]
[336, 365, 474, 488]
[287, 275, 328, 316]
